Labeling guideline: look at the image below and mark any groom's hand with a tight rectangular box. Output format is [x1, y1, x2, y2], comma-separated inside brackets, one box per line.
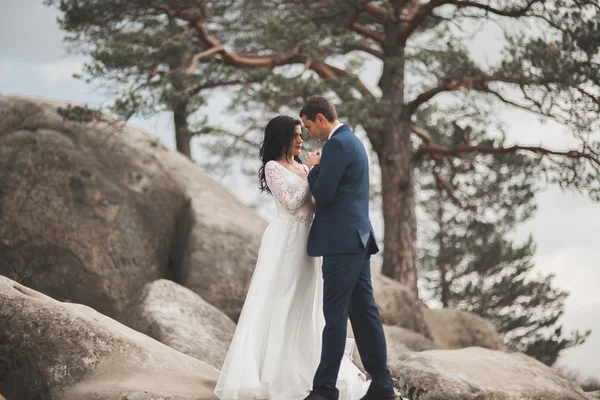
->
[306, 151, 322, 169]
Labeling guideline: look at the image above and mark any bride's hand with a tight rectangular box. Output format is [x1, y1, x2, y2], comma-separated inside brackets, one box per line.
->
[306, 151, 322, 168]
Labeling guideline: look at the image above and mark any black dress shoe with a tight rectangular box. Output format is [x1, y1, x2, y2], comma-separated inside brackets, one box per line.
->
[359, 392, 398, 400]
[303, 392, 328, 400]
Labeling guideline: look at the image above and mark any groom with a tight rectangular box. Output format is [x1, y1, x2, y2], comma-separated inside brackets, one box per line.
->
[301, 96, 396, 400]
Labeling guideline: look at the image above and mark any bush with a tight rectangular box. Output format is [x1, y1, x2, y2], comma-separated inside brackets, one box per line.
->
[397, 376, 427, 399]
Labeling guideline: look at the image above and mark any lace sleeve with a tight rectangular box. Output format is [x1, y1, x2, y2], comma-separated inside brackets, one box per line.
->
[265, 161, 309, 213]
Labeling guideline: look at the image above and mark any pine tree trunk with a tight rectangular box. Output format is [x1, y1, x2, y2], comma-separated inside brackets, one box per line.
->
[379, 141, 418, 293]
[173, 106, 192, 159]
[436, 186, 450, 307]
[167, 16, 192, 159]
[377, 28, 419, 294]
[440, 263, 450, 307]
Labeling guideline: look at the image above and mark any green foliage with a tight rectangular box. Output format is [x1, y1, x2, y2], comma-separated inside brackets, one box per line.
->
[44, 0, 240, 130]
[57, 104, 102, 122]
[397, 376, 428, 400]
[416, 113, 590, 365]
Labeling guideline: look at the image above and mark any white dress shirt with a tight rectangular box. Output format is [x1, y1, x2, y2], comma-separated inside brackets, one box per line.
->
[328, 122, 344, 141]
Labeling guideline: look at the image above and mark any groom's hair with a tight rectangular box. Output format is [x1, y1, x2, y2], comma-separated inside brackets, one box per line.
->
[300, 96, 337, 123]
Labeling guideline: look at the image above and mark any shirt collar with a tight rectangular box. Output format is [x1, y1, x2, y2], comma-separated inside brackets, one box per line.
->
[328, 122, 344, 141]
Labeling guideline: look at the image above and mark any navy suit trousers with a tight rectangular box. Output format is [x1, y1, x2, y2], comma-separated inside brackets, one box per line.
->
[312, 248, 395, 400]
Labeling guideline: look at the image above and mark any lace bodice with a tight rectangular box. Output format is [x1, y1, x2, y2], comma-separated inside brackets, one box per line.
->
[265, 161, 314, 226]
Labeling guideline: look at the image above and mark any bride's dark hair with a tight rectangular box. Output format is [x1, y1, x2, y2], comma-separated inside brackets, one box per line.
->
[259, 115, 303, 195]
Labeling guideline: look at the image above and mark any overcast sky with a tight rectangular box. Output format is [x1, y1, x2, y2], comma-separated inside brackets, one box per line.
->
[1, 0, 599, 380]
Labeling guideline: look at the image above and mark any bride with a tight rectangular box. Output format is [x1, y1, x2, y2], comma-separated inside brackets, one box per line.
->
[214, 115, 370, 400]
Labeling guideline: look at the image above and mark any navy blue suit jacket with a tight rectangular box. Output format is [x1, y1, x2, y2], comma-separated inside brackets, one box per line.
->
[307, 124, 379, 257]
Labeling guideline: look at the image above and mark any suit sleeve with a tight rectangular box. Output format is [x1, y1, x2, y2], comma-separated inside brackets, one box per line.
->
[307, 138, 346, 205]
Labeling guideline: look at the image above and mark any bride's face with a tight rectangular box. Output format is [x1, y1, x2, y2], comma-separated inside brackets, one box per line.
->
[290, 124, 303, 157]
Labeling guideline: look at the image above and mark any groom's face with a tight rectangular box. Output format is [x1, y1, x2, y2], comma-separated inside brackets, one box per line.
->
[301, 114, 329, 142]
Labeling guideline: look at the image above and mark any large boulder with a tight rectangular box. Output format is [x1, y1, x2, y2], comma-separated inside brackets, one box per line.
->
[0, 96, 266, 321]
[390, 347, 589, 400]
[125, 279, 236, 369]
[371, 267, 505, 351]
[371, 267, 427, 334]
[424, 308, 506, 351]
[383, 324, 436, 353]
[0, 96, 187, 320]
[0, 276, 219, 400]
[587, 391, 600, 399]
[157, 134, 266, 321]
[347, 324, 435, 372]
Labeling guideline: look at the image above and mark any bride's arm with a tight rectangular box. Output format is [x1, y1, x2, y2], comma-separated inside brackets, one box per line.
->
[265, 162, 310, 213]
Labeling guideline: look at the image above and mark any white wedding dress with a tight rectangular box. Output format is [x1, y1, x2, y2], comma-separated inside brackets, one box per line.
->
[215, 160, 370, 400]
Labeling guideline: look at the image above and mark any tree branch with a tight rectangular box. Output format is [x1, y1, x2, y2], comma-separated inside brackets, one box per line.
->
[411, 124, 432, 144]
[187, 79, 246, 95]
[401, 0, 449, 42]
[186, 46, 225, 72]
[357, 40, 385, 59]
[197, 125, 260, 147]
[351, 22, 386, 44]
[151, 3, 372, 99]
[390, 0, 410, 20]
[407, 74, 525, 114]
[453, 0, 539, 17]
[401, 0, 540, 43]
[432, 162, 475, 211]
[325, 63, 375, 98]
[168, 24, 191, 41]
[357, 2, 391, 21]
[416, 142, 600, 169]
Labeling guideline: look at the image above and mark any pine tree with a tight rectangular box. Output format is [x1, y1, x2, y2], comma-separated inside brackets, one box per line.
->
[224, 0, 600, 292]
[44, 0, 245, 158]
[48, 0, 600, 292]
[417, 115, 590, 365]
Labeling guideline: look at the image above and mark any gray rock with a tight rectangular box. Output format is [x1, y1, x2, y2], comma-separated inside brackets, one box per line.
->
[347, 324, 435, 372]
[424, 308, 506, 351]
[384, 324, 436, 353]
[0, 276, 219, 400]
[157, 137, 267, 321]
[0, 96, 187, 320]
[371, 267, 428, 334]
[0, 96, 266, 321]
[389, 347, 588, 400]
[587, 391, 600, 399]
[371, 268, 504, 351]
[125, 279, 236, 368]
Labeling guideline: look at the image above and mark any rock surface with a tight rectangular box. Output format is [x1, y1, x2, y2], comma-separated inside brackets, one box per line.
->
[371, 267, 427, 334]
[0, 96, 266, 321]
[0, 276, 219, 400]
[348, 324, 435, 372]
[126, 279, 236, 369]
[389, 347, 588, 400]
[0, 96, 187, 320]
[383, 324, 436, 353]
[424, 308, 506, 351]
[371, 267, 505, 351]
[158, 136, 266, 321]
